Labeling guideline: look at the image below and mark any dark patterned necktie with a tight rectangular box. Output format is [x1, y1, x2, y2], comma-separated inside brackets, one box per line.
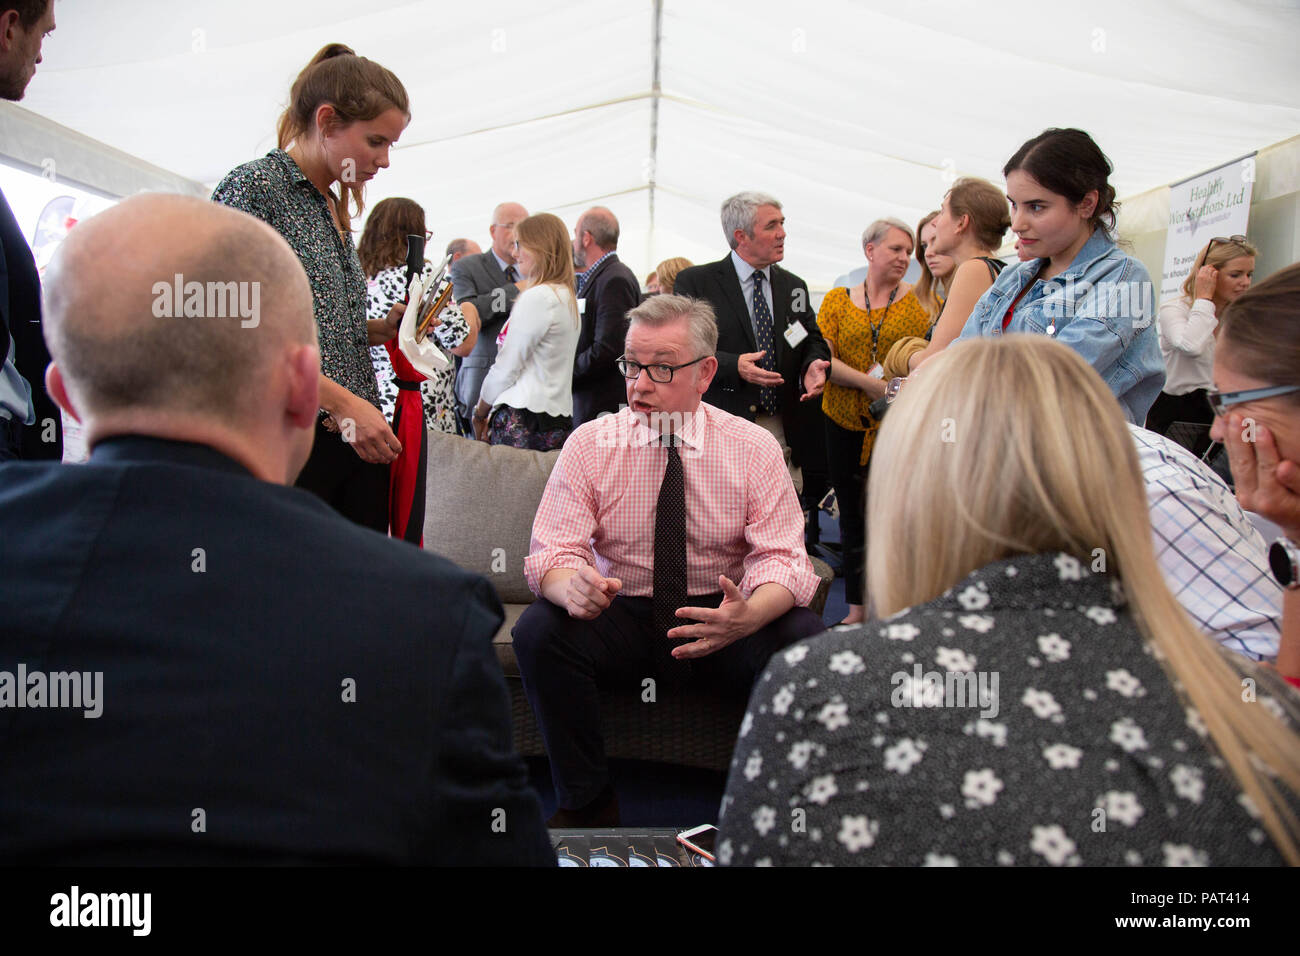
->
[505, 265, 518, 282]
[653, 436, 687, 637]
[751, 270, 779, 415]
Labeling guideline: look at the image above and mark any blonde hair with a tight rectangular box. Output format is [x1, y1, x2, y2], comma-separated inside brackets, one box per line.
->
[276, 43, 409, 234]
[867, 335, 1300, 863]
[1181, 236, 1259, 302]
[515, 212, 578, 325]
[655, 256, 694, 295]
[914, 211, 945, 322]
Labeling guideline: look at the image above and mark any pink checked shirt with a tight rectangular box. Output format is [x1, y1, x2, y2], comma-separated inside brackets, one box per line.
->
[524, 403, 819, 605]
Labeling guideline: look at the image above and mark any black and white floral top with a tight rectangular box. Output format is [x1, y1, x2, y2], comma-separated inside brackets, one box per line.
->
[366, 264, 470, 434]
[212, 149, 379, 410]
[717, 551, 1292, 866]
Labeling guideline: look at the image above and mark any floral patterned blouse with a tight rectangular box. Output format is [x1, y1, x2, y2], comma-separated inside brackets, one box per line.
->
[367, 264, 470, 435]
[816, 286, 930, 466]
[717, 551, 1292, 866]
[212, 148, 379, 410]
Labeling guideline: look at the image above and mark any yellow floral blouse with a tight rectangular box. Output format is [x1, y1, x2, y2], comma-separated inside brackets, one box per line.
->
[817, 286, 930, 465]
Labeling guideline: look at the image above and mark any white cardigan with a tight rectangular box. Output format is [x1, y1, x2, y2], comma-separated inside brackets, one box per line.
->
[479, 283, 580, 417]
[1157, 296, 1217, 395]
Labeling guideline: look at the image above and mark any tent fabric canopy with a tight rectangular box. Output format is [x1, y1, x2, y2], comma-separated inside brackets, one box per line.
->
[11, 0, 1300, 291]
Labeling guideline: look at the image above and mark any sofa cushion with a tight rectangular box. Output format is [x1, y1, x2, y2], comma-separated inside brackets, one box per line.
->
[422, 432, 560, 605]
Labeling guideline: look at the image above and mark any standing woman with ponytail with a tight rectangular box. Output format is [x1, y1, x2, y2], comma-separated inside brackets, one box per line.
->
[213, 44, 410, 532]
[956, 128, 1164, 424]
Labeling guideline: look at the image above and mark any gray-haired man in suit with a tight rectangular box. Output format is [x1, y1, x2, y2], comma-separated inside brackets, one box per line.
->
[450, 202, 528, 428]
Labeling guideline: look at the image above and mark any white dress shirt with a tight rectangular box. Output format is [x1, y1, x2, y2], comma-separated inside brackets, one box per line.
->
[730, 249, 774, 339]
[479, 283, 579, 417]
[1157, 296, 1217, 395]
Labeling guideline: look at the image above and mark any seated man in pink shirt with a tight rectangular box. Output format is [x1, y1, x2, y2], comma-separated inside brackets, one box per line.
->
[515, 293, 825, 827]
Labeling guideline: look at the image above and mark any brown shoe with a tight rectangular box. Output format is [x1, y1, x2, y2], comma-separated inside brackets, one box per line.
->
[547, 786, 620, 828]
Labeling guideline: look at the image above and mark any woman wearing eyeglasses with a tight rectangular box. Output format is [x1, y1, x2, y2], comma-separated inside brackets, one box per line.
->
[1209, 263, 1300, 685]
[1146, 236, 1257, 455]
[474, 213, 579, 450]
[358, 198, 480, 436]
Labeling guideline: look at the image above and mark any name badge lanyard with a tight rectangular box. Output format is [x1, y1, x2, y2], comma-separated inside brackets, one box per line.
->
[865, 281, 899, 365]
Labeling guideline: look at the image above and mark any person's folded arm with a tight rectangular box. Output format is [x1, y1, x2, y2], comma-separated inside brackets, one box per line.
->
[426, 576, 554, 866]
[1159, 298, 1217, 356]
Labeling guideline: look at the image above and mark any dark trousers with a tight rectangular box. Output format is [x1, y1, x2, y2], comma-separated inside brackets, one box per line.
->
[825, 417, 868, 606]
[295, 421, 389, 533]
[1145, 388, 1214, 458]
[512, 594, 825, 809]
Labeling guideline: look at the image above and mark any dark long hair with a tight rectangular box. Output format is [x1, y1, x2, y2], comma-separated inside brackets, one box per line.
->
[1004, 128, 1119, 237]
[358, 198, 425, 278]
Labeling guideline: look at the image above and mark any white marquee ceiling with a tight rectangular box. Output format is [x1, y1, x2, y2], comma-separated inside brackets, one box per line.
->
[12, 0, 1300, 290]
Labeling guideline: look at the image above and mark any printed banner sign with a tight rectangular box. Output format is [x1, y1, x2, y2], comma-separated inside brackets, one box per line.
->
[1160, 154, 1255, 301]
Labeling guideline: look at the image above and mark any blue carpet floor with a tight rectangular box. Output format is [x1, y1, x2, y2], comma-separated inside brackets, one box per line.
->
[530, 508, 851, 827]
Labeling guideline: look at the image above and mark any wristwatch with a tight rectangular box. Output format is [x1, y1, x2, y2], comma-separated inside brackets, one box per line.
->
[1270, 537, 1300, 590]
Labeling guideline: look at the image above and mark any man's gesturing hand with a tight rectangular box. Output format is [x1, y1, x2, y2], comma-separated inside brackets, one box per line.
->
[738, 351, 784, 387]
[801, 358, 830, 401]
[562, 565, 623, 621]
[669, 575, 757, 660]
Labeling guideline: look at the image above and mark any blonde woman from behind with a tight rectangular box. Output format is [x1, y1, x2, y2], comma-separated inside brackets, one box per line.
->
[719, 335, 1300, 866]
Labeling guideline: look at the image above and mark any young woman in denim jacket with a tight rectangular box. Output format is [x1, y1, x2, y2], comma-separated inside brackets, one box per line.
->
[956, 128, 1164, 424]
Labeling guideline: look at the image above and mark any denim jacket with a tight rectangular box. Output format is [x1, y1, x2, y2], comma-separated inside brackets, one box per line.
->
[956, 230, 1165, 423]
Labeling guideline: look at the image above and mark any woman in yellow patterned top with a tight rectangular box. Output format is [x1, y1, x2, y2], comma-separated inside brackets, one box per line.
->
[818, 218, 929, 623]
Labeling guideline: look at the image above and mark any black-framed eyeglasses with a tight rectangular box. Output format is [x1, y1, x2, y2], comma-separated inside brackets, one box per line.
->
[616, 355, 708, 383]
[1205, 384, 1300, 417]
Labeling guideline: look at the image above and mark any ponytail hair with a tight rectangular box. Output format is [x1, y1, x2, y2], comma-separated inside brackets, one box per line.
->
[277, 43, 410, 232]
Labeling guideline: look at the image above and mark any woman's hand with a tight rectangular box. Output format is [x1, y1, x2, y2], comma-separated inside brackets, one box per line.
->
[367, 300, 405, 346]
[473, 400, 492, 442]
[1223, 414, 1300, 540]
[1194, 265, 1218, 302]
[334, 395, 402, 464]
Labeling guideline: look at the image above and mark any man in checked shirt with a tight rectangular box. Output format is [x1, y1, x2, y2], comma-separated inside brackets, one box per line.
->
[514, 294, 826, 827]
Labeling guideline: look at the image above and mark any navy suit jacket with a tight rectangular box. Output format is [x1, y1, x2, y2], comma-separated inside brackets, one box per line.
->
[674, 256, 829, 463]
[0, 437, 553, 865]
[572, 253, 639, 427]
[0, 187, 60, 460]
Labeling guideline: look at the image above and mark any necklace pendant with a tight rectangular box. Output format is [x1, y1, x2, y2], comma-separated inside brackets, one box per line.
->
[1046, 324, 1056, 336]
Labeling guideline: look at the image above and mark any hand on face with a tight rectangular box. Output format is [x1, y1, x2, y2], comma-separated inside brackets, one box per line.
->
[1215, 414, 1300, 540]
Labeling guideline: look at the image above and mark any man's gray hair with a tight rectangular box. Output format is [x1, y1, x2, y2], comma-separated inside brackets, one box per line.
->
[578, 207, 620, 250]
[445, 237, 474, 258]
[721, 191, 782, 250]
[862, 217, 914, 250]
[627, 293, 719, 358]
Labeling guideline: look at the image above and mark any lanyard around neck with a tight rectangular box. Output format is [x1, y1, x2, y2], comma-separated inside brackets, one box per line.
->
[863, 282, 899, 363]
